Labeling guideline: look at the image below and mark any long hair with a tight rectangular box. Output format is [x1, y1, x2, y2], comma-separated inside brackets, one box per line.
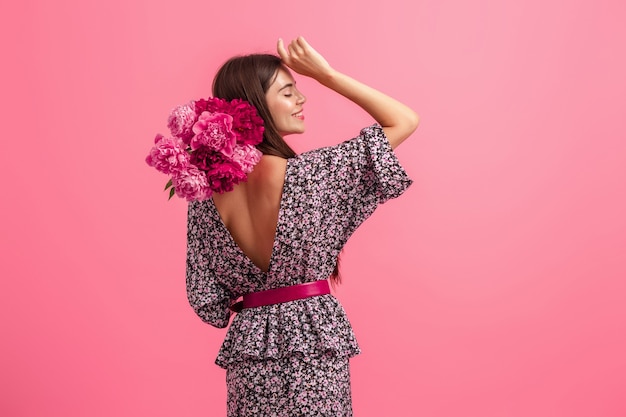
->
[212, 54, 341, 284]
[212, 54, 296, 159]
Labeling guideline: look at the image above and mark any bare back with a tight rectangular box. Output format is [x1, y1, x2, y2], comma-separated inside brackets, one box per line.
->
[211, 155, 287, 272]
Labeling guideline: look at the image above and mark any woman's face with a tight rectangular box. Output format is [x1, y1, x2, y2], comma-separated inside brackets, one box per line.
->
[265, 67, 306, 137]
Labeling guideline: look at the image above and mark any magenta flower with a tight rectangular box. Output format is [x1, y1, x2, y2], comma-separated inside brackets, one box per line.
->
[172, 167, 210, 201]
[167, 103, 197, 144]
[191, 112, 236, 156]
[199, 97, 231, 114]
[206, 160, 247, 194]
[193, 98, 209, 114]
[230, 99, 265, 146]
[147, 96, 265, 201]
[189, 147, 228, 171]
[145, 135, 189, 175]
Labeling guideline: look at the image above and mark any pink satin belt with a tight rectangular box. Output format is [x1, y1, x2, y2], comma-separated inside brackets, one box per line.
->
[229, 280, 331, 312]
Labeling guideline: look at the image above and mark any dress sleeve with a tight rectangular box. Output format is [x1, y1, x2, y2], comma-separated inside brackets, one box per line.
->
[185, 201, 234, 328]
[341, 124, 413, 204]
[298, 124, 413, 249]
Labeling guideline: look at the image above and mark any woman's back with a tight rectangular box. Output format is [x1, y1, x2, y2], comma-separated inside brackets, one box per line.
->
[180, 37, 418, 416]
[211, 155, 287, 272]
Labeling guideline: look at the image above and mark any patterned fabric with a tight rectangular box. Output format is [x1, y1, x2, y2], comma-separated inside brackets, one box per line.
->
[186, 124, 412, 415]
[226, 353, 352, 416]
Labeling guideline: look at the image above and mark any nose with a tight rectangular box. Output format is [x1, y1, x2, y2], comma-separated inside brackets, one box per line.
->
[296, 90, 306, 104]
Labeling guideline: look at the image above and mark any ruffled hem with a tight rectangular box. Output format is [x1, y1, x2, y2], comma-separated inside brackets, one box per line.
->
[215, 294, 361, 369]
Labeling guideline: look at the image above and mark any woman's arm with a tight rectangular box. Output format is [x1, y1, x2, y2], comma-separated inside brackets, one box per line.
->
[277, 37, 419, 149]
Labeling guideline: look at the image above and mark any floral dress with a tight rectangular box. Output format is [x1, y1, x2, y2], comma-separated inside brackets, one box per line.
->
[186, 124, 413, 416]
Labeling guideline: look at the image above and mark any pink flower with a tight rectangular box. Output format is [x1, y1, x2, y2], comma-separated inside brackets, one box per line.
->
[195, 98, 263, 145]
[167, 103, 197, 144]
[145, 135, 189, 175]
[172, 167, 211, 201]
[206, 160, 247, 194]
[193, 99, 209, 114]
[189, 147, 228, 171]
[200, 97, 231, 114]
[191, 112, 236, 156]
[229, 99, 265, 146]
[231, 144, 262, 174]
[148, 96, 265, 201]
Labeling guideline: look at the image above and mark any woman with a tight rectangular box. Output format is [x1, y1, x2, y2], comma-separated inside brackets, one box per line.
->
[186, 37, 419, 416]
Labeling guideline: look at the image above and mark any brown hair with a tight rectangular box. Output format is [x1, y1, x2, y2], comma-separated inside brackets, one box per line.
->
[212, 54, 296, 159]
[212, 53, 341, 284]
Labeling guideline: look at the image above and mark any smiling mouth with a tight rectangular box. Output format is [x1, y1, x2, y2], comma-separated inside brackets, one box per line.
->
[292, 111, 304, 119]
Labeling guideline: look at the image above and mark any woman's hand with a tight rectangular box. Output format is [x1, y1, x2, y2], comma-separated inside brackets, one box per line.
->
[277, 37, 334, 81]
[277, 36, 419, 149]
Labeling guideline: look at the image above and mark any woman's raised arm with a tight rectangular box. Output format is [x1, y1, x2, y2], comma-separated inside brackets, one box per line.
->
[277, 36, 419, 149]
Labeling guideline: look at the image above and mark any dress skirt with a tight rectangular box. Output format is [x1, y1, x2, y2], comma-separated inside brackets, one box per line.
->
[226, 353, 353, 417]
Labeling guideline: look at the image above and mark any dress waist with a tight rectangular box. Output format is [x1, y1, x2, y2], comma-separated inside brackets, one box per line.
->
[230, 280, 331, 312]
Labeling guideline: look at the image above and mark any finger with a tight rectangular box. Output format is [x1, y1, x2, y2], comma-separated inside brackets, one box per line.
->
[296, 36, 316, 57]
[289, 40, 304, 57]
[296, 36, 308, 49]
[277, 38, 289, 61]
[288, 41, 300, 58]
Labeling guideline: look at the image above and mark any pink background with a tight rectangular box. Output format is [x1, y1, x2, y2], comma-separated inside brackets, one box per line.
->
[2, 0, 625, 416]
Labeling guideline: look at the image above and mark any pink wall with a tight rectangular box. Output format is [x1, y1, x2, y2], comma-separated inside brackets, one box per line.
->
[2, 0, 625, 416]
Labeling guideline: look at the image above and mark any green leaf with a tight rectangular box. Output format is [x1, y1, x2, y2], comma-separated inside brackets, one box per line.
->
[164, 179, 173, 191]
[168, 187, 176, 200]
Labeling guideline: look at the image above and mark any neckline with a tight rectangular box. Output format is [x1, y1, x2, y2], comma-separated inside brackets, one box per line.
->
[208, 158, 290, 275]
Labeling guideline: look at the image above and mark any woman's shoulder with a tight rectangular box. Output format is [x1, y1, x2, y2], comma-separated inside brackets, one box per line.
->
[248, 155, 287, 187]
[237, 155, 287, 210]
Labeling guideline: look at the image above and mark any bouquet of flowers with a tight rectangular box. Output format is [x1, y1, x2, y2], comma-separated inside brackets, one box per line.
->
[146, 97, 264, 201]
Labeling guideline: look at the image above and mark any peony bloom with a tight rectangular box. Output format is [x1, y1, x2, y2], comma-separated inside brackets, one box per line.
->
[189, 147, 229, 171]
[231, 144, 262, 174]
[229, 99, 265, 146]
[193, 98, 209, 114]
[148, 96, 265, 201]
[172, 167, 210, 201]
[145, 135, 190, 175]
[206, 160, 247, 194]
[191, 112, 237, 156]
[167, 103, 197, 144]
[200, 97, 231, 114]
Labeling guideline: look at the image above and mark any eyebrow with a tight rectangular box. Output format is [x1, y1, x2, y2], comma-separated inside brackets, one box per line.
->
[278, 82, 295, 92]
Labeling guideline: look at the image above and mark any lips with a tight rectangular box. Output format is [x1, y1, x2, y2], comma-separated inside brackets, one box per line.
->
[292, 110, 304, 120]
